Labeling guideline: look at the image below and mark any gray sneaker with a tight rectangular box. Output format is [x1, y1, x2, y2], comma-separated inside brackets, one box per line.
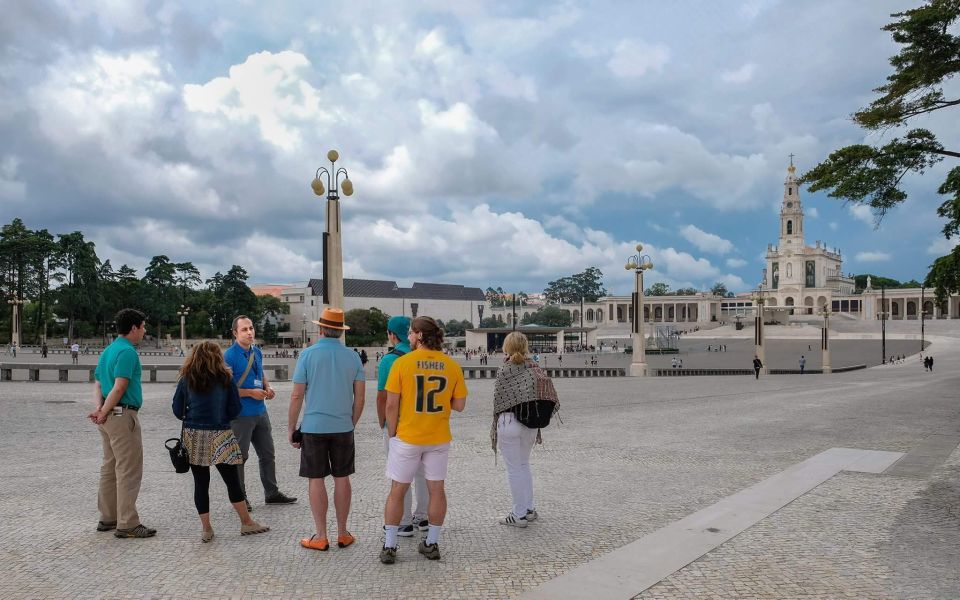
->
[379, 545, 397, 564]
[418, 540, 441, 560]
[525, 509, 539, 522]
[114, 524, 157, 539]
[500, 513, 528, 528]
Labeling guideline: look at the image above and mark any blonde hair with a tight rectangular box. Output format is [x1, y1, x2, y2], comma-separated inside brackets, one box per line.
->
[503, 332, 529, 365]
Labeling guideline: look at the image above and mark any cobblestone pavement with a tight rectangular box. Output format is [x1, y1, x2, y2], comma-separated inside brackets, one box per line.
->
[1, 336, 958, 599]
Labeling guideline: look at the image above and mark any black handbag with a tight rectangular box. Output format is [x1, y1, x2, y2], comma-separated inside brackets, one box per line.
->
[165, 403, 190, 474]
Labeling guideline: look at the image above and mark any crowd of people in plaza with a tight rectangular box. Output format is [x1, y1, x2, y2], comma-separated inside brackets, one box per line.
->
[89, 306, 558, 564]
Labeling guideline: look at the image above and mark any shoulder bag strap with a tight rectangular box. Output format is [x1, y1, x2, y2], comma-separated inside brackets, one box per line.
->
[238, 352, 256, 388]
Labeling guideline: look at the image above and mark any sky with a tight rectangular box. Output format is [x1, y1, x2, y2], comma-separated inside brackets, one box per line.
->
[1, 0, 957, 296]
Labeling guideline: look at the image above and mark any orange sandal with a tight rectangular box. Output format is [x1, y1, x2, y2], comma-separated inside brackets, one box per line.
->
[300, 535, 329, 551]
[337, 532, 356, 548]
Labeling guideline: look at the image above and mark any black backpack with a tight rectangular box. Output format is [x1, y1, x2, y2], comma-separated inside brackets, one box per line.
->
[512, 399, 557, 429]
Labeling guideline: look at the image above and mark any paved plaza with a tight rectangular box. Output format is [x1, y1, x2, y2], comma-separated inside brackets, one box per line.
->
[1, 334, 958, 599]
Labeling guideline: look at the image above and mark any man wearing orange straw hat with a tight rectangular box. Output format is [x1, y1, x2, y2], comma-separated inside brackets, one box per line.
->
[289, 307, 366, 551]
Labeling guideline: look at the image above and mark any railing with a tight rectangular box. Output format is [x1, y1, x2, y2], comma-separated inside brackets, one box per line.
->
[0, 363, 290, 383]
[458, 366, 626, 379]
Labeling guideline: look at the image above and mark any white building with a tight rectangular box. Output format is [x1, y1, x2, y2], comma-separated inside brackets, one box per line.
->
[278, 278, 485, 345]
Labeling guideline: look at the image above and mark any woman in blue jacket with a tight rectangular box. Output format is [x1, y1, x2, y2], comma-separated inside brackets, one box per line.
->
[173, 341, 269, 542]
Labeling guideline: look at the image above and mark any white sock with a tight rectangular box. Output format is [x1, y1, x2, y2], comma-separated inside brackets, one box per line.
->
[426, 524, 442, 545]
[384, 525, 398, 548]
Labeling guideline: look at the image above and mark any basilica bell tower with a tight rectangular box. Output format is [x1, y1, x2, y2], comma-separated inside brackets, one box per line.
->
[779, 158, 804, 249]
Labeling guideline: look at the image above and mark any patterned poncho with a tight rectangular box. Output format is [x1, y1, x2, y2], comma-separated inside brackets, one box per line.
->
[491, 359, 559, 452]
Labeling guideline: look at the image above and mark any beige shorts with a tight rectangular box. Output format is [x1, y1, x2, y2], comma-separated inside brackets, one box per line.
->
[385, 438, 450, 483]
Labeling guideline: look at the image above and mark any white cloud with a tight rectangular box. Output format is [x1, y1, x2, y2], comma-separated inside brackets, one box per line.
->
[849, 204, 875, 226]
[855, 251, 891, 263]
[927, 237, 959, 255]
[680, 225, 734, 255]
[0, 156, 26, 201]
[726, 258, 748, 268]
[807, 207, 819, 218]
[608, 39, 670, 78]
[828, 222, 838, 231]
[721, 63, 755, 84]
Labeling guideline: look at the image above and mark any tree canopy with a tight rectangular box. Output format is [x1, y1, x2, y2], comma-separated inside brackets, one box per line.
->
[799, 1, 960, 302]
[645, 282, 671, 296]
[519, 306, 573, 327]
[543, 267, 608, 303]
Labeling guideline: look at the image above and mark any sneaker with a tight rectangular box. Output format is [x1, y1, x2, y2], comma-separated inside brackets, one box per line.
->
[382, 524, 416, 537]
[418, 540, 441, 560]
[499, 513, 528, 528]
[265, 492, 297, 504]
[96, 521, 116, 532]
[525, 509, 539, 522]
[379, 545, 397, 564]
[114, 524, 157, 539]
[415, 518, 429, 532]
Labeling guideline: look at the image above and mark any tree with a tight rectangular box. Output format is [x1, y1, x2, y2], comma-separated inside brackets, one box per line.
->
[645, 282, 671, 296]
[544, 267, 608, 304]
[675, 287, 699, 296]
[519, 306, 572, 327]
[206, 266, 258, 337]
[479, 316, 502, 328]
[142, 255, 178, 347]
[51, 232, 101, 340]
[344, 307, 390, 346]
[710, 282, 728, 297]
[485, 286, 507, 307]
[799, 1, 960, 302]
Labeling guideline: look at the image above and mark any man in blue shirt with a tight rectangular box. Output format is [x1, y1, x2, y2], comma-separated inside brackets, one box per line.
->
[376, 315, 427, 536]
[226, 315, 296, 509]
[288, 307, 365, 551]
[89, 308, 156, 538]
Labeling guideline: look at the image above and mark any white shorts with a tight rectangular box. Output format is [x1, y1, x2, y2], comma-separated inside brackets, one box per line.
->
[386, 438, 450, 483]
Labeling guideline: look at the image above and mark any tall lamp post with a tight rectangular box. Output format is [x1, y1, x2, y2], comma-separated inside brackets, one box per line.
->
[920, 285, 927, 355]
[818, 304, 832, 374]
[7, 296, 24, 350]
[751, 286, 768, 375]
[878, 285, 889, 364]
[177, 305, 190, 354]
[311, 150, 354, 311]
[301, 314, 307, 349]
[625, 244, 653, 377]
[477, 304, 484, 327]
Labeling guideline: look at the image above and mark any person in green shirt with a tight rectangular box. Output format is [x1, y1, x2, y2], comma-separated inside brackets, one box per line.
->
[88, 308, 155, 539]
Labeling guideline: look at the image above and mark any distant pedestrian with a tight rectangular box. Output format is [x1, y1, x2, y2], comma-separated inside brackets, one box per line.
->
[753, 355, 763, 379]
[71, 342, 80, 364]
[799, 355, 806, 375]
[360, 349, 368, 366]
[678, 359, 683, 369]
[671, 357, 677, 369]
[41, 342, 48, 359]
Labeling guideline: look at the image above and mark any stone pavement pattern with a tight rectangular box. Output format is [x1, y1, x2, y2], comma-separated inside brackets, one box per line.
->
[1, 336, 958, 599]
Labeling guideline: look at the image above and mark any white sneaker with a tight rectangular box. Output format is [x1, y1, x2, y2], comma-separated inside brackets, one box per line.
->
[499, 513, 528, 528]
[525, 509, 539, 522]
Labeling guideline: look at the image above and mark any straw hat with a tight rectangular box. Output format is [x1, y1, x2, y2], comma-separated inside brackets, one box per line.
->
[313, 307, 350, 330]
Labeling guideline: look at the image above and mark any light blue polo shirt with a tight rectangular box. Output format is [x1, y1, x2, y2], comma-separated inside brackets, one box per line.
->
[224, 342, 266, 417]
[95, 337, 143, 408]
[293, 338, 365, 434]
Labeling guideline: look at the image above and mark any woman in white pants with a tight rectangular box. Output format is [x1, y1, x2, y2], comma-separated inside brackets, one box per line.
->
[491, 332, 556, 527]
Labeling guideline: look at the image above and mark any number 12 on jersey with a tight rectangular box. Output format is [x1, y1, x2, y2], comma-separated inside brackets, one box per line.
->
[415, 374, 448, 413]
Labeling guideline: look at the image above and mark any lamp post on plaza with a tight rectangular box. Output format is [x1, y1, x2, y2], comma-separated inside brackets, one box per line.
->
[878, 285, 889, 364]
[818, 304, 832, 374]
[625, 244, 653, 377]
[477, 304, 484, 328]
[921, 285, 927, 355]
[176, 305, 190, 355]
[301, 314, 307, 349]
[311, 150, 354, 311]
[512, 294, 517, 331]
[7, 296, 24, 350]
[751, 286, 768, 375]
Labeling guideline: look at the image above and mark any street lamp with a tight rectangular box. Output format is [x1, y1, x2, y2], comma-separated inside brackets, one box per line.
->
[625, 244, 653, 377]
[176, 305, 190, 354]
[877, 285, 889, 364]
[7, 296, 24, 350]
[921, 285, 927, 355]
[477, 304, 484, 327]
[817, 304, 832, 374]
[311, 149, 354, 312]
[301, 313, 308, 349]
[751, 286, 768, 375]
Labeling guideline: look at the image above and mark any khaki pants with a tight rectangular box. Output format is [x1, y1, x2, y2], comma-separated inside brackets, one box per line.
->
[97, 409, 143, 529]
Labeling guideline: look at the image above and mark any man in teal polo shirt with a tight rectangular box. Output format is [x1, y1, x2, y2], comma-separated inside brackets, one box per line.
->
[88, 308, 156, 539]
[288, 308, 365, 551]
[377, 315, 427, 536]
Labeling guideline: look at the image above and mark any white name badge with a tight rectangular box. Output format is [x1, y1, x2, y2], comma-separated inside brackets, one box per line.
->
[254, 379, 263, 389]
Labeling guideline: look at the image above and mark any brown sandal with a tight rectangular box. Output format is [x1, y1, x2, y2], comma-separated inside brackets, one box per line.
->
[240, 521, 269, 536]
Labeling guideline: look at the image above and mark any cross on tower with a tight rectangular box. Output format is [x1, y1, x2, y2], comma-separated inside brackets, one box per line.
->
[789, 153, 795, 167]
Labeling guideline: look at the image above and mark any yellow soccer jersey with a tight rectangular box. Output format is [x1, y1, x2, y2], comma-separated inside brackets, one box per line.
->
[385, 348, 468, 445]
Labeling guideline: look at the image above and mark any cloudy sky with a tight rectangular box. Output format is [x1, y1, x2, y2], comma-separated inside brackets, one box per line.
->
[1, 0, 956, 296]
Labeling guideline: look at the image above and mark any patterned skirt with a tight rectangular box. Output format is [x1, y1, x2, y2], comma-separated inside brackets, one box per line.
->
[182, 428, 243, 467]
